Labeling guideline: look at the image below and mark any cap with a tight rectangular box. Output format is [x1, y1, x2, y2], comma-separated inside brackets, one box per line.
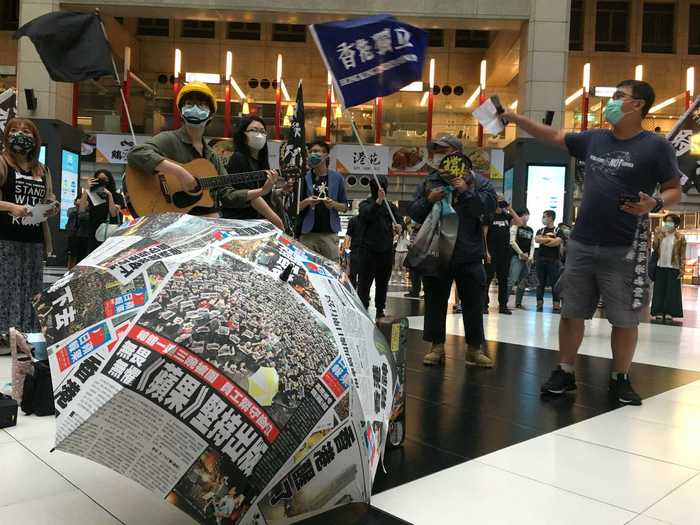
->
[176, 81, 218, 113]
[430, 134, 463, 151]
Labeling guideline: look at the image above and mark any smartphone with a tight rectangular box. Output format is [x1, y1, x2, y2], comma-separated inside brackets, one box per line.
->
[618, 193, 640, 206]
[491, 95, 504, 114]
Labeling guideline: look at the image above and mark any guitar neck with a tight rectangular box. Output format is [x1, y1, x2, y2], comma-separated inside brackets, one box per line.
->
[198, 169, 275, 190]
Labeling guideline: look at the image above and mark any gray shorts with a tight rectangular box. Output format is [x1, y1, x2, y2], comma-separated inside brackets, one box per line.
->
[560, 239, 643, 327]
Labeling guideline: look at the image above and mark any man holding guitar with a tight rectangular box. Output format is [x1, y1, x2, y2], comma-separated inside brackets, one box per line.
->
[127, 81, 277, 218]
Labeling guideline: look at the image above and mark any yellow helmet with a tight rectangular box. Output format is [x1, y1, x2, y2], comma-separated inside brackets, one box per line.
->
[176, 81, 218, 113]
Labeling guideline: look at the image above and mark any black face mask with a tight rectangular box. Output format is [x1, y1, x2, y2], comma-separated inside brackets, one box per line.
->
[8, 132, 35, 156]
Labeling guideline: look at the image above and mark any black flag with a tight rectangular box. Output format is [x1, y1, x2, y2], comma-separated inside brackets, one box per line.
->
[666, 97, 700, 195]
[281, 80, 307, 172]
[14, 12, 113, 83]
[280, 81, 307, 235]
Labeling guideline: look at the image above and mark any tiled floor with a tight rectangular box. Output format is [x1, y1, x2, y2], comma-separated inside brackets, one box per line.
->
[1, 273, 700, 524]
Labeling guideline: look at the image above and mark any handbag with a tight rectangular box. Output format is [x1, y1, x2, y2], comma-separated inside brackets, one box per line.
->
[404, 203, 443, 276]
[95, 222, 119, 242]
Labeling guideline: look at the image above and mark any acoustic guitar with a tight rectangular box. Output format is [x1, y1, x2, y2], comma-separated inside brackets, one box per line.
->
[124, 158, 300, 217]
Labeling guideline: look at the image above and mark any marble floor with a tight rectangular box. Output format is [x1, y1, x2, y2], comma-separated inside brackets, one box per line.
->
[1, 273, 700, 524]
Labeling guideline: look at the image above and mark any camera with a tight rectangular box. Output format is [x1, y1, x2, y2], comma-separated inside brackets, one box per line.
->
[498, 200, 509, 209]
[95, 186, 107, 199]
[92, 179, 107, 199]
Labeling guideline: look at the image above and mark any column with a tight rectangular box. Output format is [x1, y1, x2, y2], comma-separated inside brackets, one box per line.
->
[676, 0, 690, 58]
[16, 0, 73, 123]
[517, 0, 570, 132]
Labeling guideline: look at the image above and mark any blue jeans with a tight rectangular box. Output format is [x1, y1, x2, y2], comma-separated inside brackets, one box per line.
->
[508, 255, 530, 306]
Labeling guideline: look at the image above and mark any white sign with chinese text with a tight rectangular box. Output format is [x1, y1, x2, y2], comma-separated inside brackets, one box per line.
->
[330, 144, 390, 175]
[96, 134, 148, 164]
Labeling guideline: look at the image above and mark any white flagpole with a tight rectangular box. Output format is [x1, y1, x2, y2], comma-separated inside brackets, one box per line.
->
[95, 10, 136, 144]
[346, 112, 397, 226]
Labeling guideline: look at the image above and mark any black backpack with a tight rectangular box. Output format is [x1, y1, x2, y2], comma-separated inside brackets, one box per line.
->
[21, 360, 55, 416]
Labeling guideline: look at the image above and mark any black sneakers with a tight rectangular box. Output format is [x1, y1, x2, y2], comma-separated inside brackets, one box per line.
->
[541, 368, 643, 405]
[499, 307, 513, 315]
[609, 375, 642, 406]
[541, 366, 577, 394]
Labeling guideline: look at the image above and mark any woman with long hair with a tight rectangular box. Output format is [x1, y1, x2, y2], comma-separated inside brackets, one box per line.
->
[79, 168, 124, 253]
[219, 116, 283, 229]
[0, 118, 58, 343]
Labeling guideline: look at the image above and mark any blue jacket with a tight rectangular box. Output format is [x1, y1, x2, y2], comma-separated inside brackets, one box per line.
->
[301, 169, 348, 234]
[408, 169, 497, 264]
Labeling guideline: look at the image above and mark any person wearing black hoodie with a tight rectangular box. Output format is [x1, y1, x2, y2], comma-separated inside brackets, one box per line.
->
[408, 135, 497, 368]
[356, 175, 402, 319]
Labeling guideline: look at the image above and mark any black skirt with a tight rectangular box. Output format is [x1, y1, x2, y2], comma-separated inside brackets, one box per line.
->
[651, 267, 683, 318]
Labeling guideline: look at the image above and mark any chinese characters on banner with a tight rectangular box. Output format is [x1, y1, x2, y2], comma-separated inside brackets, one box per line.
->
[281, 80, 307, 173]
[329, 144, 390, 175]
[96, 133, 146, 164]
[310, 15, 427, 108]
[666, 97, 700, 196]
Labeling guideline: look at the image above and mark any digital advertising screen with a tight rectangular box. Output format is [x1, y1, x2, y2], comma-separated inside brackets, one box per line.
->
[503, 167, 514, 203]
[526, 164, 566, 231]
[59, 149, 80, 230]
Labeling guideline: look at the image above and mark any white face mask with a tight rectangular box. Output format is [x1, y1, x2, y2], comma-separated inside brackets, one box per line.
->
[246, 130, 267, 152]
[431, 153, 446, 169]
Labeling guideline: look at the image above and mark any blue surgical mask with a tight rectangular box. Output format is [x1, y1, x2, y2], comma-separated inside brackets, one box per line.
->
[663, 222, 675, 231]
[603, 99, 625, 125]
[308, 152, 325, 168]
[181, 105, 211, 127]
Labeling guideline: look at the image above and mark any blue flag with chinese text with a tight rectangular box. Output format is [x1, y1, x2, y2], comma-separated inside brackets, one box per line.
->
[310, 15, 427, 108]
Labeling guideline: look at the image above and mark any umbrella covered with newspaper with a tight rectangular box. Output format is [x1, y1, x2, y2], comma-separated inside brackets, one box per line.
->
[35, 213, 397, 525]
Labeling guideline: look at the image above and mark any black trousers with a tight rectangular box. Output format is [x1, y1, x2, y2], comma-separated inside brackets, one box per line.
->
[357, 249, 393, 312]
[349, 254, 361, 289]
[484, 252, 511, 308]
[536, 258, 561, 303]
[423, 262, 486, 348]
[409, 268, 423, 295]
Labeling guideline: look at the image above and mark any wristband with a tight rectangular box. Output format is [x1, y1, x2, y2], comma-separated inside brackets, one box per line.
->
[651, 196, 664, 214]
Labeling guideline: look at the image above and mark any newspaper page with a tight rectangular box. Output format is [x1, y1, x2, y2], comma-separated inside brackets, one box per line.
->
[38, 214, 396, 525]
[472, 96, 506, 135]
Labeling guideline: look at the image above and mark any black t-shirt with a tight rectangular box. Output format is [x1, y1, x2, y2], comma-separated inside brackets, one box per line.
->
[346, 216, 360, 252]
[536, 226, 562, 261]
[514, 225, 534, 256]
[88, 192, 125, 235]
[485, 212, 512, 255]
[358, 198, 401, 253]
[565, 129, 680, 246]
[0, 166, 47, 244]
[223, 152, 264, 220]
[310, 173, 332, 234]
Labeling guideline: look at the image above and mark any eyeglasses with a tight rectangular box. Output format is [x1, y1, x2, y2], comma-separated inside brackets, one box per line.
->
[611, 91, 637, 101]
